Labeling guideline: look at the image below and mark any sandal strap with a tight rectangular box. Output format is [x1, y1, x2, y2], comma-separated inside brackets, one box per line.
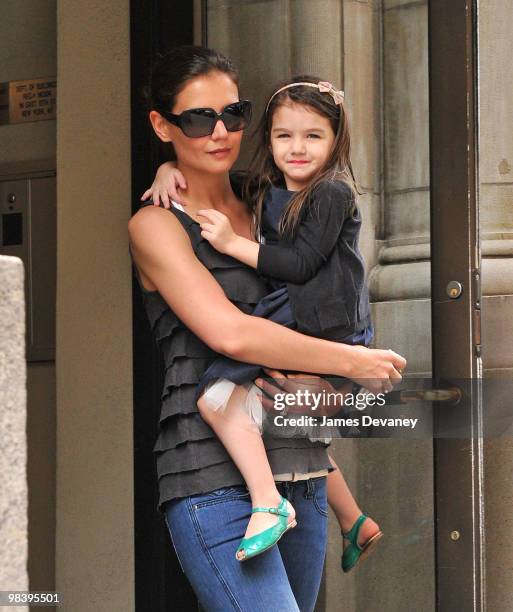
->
[343, 514, 368, 545]
[251, 506, 289, 517]
[252, 496, 289, 517]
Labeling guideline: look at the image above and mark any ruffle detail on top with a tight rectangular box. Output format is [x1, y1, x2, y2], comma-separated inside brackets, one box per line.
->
[156, 438, 233, 475]
[141, 292, 170, 329]
[132, 204, 332, 513]
[160, 334, 215, 370]
[210, 267, 268, 306]
[159, 385, 203, 422]
[153, 311, 181, 343]
[153, 412, 215, 451]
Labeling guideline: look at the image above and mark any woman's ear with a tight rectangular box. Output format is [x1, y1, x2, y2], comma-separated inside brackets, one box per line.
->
[149, 110, 172, 143]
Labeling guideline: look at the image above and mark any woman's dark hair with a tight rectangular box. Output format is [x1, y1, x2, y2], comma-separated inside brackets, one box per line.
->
[244, 75, 359, 237]
[146, 45, 240, 115]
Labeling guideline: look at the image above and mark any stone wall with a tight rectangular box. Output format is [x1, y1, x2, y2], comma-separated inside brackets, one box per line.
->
[0, 256, 28, 611]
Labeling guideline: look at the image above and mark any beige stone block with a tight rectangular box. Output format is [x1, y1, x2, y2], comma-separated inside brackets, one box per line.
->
[482, 294, 513, 370]
[371, 298, 432, 374]
[358, 192, 381, 272]
[383, 3, 429, 191]
[479, 183, 513, 238]
[484, 436, 513, 612]
[289, 0, 343, 81]
[344, 0, 380, 191]
[384, 0, 427, 8]
[482, 258, 513, 297]
[478, 0, 513, 184]
[385, 188, 430, 243]
[207, 1, 290, 97]
[370, 260, 430, 301]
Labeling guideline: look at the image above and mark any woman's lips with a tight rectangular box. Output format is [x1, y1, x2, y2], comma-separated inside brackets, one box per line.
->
[208, 148, 231, 157]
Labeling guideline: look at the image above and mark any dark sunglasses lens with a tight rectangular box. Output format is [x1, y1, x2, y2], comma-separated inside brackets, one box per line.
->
[181, 109, 217, 137]
[222, 101, 252, 132]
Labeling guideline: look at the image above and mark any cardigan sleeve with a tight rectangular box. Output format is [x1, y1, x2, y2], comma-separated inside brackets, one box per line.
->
[256, 180, 354, 284]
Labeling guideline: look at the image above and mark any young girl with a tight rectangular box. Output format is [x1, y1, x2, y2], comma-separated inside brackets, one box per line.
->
[143, 76, 385, 570]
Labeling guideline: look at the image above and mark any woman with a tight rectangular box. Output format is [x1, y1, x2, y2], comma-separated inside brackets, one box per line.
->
[128, 46, 405, 612]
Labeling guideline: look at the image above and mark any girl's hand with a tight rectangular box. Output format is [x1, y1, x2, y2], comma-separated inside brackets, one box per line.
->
[197, 209, 238, 254]
[140, 161, 187, 208]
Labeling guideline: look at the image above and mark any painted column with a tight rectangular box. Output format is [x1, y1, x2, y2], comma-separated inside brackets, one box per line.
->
[56, 1, 133, 610]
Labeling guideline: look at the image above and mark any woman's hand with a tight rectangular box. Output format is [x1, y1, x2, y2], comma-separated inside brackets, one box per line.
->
[197, 209, 238, 254]
[347, 346, 406, 394]
[140, 161, 187, 208]
[255, 369, 354, 418]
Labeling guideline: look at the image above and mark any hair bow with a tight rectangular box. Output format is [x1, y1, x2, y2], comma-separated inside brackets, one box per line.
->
[318, 81, 345, 104]
[265, 80, 345, 113]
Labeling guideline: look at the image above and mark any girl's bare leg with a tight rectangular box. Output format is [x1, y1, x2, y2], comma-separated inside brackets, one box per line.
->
[198, 385, 295, 539]
[327, 455, 380, 544]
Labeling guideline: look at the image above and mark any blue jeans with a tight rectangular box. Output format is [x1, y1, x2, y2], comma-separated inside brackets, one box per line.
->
[164, 477, 328, 612]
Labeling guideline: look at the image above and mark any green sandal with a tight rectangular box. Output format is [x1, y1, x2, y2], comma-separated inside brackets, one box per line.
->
[341, 514, 383, 573]
[236, 496, 297, 562]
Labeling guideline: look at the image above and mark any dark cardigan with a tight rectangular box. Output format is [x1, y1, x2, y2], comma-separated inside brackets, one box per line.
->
[257, 180, 372, 341]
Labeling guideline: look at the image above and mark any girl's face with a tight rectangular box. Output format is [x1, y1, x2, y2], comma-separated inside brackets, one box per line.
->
[151, 71, 243, 175]
[270, 101, 335, 191]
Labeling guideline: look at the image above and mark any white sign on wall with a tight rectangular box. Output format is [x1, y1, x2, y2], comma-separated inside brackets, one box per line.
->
[0, 77, 56, 125]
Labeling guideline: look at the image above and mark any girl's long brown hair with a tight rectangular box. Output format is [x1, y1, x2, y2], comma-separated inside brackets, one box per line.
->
[244, 75, 359, 238]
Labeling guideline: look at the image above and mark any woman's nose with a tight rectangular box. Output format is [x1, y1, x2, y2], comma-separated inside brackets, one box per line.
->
[211, 118, 228, 140]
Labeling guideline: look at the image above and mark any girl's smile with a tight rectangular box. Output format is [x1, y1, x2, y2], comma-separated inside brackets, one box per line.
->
[270, 101, 335, 191]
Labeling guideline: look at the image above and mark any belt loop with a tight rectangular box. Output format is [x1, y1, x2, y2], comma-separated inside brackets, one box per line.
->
[281, 480, 290, 499]
[304, 478, 314, 499]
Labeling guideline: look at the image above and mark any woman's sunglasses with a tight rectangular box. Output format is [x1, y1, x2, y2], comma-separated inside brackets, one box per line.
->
[161, 100, 252, 138]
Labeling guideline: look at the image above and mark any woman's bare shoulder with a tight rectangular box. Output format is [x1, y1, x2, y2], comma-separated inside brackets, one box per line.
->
[128, 204, 187, 244]
[129, 203, 175, 228]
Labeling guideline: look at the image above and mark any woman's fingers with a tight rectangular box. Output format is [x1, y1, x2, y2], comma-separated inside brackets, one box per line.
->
[262, 369, 322, 389]
[262, 368, 287, 381]
[387, 349, 407, 372]
[255, 376, 284, 396]
[150, 189, 162, 207]
[168, 182, 181, 205]
[141, 188, 151, 201]
[259, 392, 275, 413]
[160, 189, 170, 209]
[254, 376, 286, 412]
[285, 372, 321, 380]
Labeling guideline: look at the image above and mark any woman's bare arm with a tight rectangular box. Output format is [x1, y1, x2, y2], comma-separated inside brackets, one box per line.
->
[128, 206, 406, 388]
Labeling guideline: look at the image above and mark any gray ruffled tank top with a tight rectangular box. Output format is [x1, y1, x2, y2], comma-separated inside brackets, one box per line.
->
[132, 204, 332, 514]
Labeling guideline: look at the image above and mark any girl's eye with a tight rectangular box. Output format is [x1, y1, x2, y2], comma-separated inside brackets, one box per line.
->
[276, 133, 290, 138]
[307, 133, 321, 139]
